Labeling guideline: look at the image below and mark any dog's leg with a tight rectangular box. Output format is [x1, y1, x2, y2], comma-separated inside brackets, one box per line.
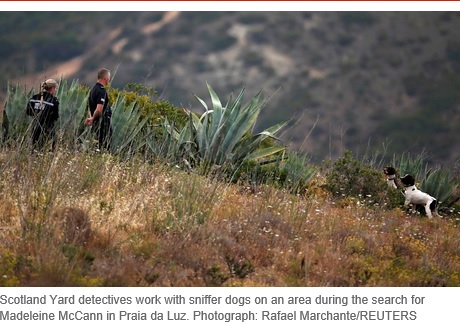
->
[403, 199, 412, 215]
[404, 199, 410, 209]
[424, 203, 433, 219]
[430, 199, 438, 218]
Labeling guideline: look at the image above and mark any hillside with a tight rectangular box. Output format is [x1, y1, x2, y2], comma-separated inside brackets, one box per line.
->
[1, 12, 460, 165]
[1, 149, 460, 286]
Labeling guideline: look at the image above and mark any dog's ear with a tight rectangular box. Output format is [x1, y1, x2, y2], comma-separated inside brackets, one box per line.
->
[400, 174, 415, 186]
[408, 175, 415, 185]
[383, 166, 396, 175]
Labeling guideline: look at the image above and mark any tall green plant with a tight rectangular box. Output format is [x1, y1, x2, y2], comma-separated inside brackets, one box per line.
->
[278, 151, 317, 194]
[3, 83, 33, 147]
[392, 151, 430, 180]
[421, 169, 459, 208]
[326, 150, 393, 205]
[56, 79, 89, 148]
[109, 96, 152, 157]
[187, 83, 286, 173]
[147, 119, 196, 166]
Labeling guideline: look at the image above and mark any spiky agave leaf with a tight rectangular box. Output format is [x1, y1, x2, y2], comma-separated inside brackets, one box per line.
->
[110, 96, 151, 157]
[193, 84, 243, 164]
[193, 86, 250, 164]
[421, 168, 459, 206]
[190, 110, 208, 159]
[4, 83, 33, 146]
[216, 90, 264, 164]
[245, 146, 286, 162]
[148, 117, 196, 165]
[280, 151, 318, 194]
[394, 151, 430, 180]
[147, 120, 176, 161]
[205, 83, 226, 161]
[188, 84, 286, 172]
[55, 79, 89, 146]
[213, 88, 265, 164]
[235, 121, 288, 163]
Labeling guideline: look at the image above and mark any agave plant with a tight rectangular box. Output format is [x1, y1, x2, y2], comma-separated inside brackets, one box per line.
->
[278, 151, 317, 194]
[109, 95, 153, 158]
[183, 83, 287, 174]
[2, 83, 33, 147]
[392, 151, 459, 212]
[392, 151, 431, 180]
[55, 79, 89, 148]
[421, 168, 459, 208]
[147, 118, 196, 166]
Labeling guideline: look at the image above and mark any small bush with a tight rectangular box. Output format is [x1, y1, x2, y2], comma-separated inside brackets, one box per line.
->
[109, 83, 188, 129]
[325, 150, 398, 207]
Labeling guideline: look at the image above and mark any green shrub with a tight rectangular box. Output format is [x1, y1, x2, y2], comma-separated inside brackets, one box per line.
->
[109, 83, 188, 129]
[421, 169, 459, 211]
[156, 83, 287, 176]
[2, 83, 32, 148]
[106, 83, 188, 159]
[392, 151, 430, 181]
[325, 150, 400, 207]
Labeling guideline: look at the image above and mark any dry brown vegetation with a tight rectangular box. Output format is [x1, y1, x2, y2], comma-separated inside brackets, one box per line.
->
[1, 149, 459, 287]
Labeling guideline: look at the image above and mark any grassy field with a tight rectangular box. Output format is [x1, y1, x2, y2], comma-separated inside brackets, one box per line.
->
[1, 148, 459, 287]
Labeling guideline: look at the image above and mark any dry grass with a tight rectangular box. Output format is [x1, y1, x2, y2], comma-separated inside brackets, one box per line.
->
[0, 149, 459, 287]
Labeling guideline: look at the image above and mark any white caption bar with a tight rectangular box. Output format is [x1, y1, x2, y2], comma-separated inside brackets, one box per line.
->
[0, 287, 457, 323]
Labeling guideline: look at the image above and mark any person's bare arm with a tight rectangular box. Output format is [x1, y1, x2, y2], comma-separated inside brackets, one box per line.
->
[84, 103, 104, 126]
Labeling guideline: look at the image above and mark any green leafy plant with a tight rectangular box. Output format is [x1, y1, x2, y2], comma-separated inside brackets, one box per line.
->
[421, 169, 459, 210]
[277, 151, 317, 194]
[392, 151, 431, 181]
[55, 80, 90, 149]
[2, 83, 33, 147]
[185, 83, 287, 174]
[109, 96, 152, 157]
[148, 83, 288, 176]
[149, 119, 196, 167]
[109, 83, 188, 129]
[325, 150, 396, 206]
[234, 151, 317, 195]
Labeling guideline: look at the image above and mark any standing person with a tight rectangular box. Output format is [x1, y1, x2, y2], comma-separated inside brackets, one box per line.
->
[85, 68, 112, 151]
[26, 79, 60, 151]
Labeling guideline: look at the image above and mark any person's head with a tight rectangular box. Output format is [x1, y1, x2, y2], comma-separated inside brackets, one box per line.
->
[97, 68, 111, 86]
[42, 79, 58, 95]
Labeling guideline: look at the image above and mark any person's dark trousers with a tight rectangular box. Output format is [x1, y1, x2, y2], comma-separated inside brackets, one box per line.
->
[93, 108, 112, 151]
[31, 122, 56, 151]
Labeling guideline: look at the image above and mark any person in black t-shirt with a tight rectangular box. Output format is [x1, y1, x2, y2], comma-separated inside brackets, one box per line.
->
[85, 68, 112, 151]
[26, 79, 60, 151]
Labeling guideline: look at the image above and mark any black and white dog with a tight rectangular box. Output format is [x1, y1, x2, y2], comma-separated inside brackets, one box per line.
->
[400, 174, 438, 219]
[383, 166, 398, 189]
